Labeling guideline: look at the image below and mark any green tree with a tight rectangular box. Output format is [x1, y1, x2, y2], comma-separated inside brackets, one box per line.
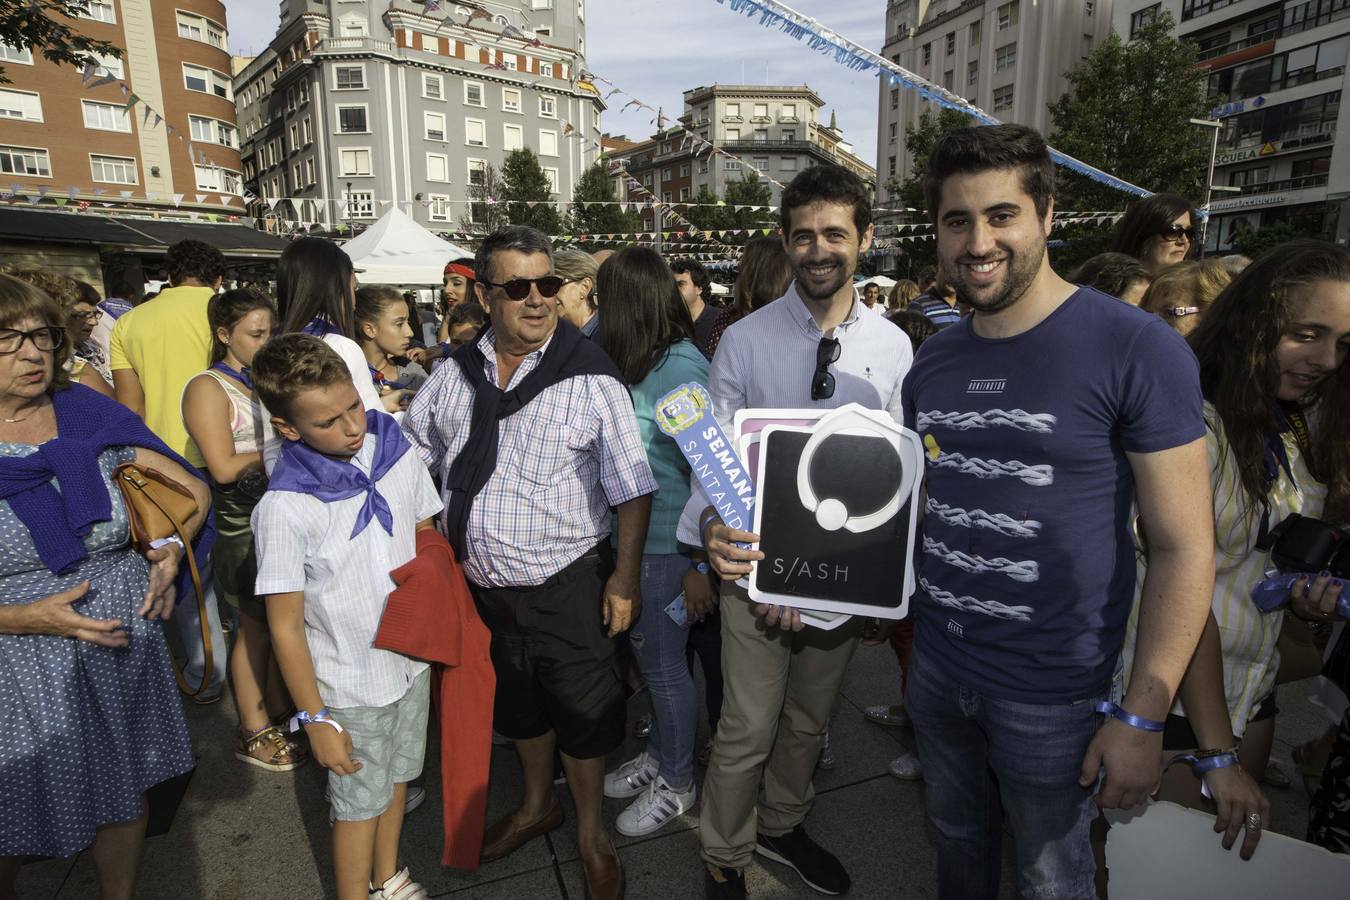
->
[459, 161, 509, 236]
[1232, 222, 1302, 259]
[565, 162, 640, 247]
[682, 175, 775, 245]
[500, 148, 562, 235]
[885, 107, 976, 272]
[683, 186, 732, 233]
[0, 1, 122, 83]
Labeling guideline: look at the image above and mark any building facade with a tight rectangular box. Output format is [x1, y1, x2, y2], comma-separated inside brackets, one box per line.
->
[1112, 0, 1349, 249]
[233, 0, 603, 234]
[0, 0, 244, 214]
[876, 0, 1115, 207]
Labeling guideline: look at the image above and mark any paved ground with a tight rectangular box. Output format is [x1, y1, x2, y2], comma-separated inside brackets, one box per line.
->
[15, 641, 1330, 899]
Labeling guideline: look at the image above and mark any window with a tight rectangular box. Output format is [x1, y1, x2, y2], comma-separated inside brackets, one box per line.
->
[890, 88, 899, 110]
[429, 194, 451, 221]
[90, 154, 136, 184]
[542, 167, 558, 193]
[679, 163, 690, 177]
[725, 102, 740, 118]
[340, 148, 372, 176]
[302, 117, 312, 144]
[724, 158, 739, 170]
[0, 89, 41, 122]
[970, 20, 981, 45]
[888, 123, 897, 143]
[540, 62, 554, 78]
[0, 43, 33, 65]
[293, 163, 302, 188]
[190, 115, 236, 146]
[345, 190, 375, 218]
[996, 42, 1017, 71]
[177, 11, 226, 48]
[643, 172, 653, 185]
[888, 155, 896, 176]
[698, 159, 708, 174]
[503, 123, 523, 150]
[922, 43, 932, 65]
[946, 32, 956, 55]
[94, 53, 122, 79]
[539, 129, 558, 156]
[993, 85, 1014, 111]
[997, 1, 1019, 30]
[0, 144, 50, 177]
[502, 87, 522, 113]
[334, 65, 365, 90]
[1130, 4, 1160, 39]
[943, 69, 954, 90]
[727, 127, 740, 141]
[539, 95, 556, 117]
[338, 105, 368, 133]
[464, 81, 484, 106]
[968, 60, 979, 85]
[783, 129, 796, 142]
[183, 64, 232, 99]
[82, 100, 129, 132]
[679, 186, 690, 201]
[1085, 0, 1095, 15]
[753, 103, 769, 119]
[305, 157, 315, 185]
[753, 129, 768, 142]
[662, 167, 672, 181]
[427, 153, 449, 182]
[422, 73, 443, 100]
[465, 118, 486, 146]
[751, 157, 769, 172]
[781, 103, 797, 120]
[467, 159, 487, 186]
[424, 111, 446, 141]
[781, 156, 798, 171]
[80, 1, 115, 23]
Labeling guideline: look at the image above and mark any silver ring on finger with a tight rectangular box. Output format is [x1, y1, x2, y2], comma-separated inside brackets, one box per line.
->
[1244, 812, 1262, 832]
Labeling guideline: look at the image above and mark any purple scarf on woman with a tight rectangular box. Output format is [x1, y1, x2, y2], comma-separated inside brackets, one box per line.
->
[0, 384, 215, 578]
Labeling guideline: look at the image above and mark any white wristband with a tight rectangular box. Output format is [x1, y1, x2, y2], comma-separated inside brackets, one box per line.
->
[149, 536, 185, 553]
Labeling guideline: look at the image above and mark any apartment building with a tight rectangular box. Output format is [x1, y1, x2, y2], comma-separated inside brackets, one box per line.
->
[1113, 0, 1349, 249]
[876, 0, 1115, 206]
[0, 0, 244, 214]
[233, 0, 602, 232]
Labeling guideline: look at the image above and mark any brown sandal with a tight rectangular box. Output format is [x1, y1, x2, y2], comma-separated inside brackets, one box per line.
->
[235, 724, 307, 772]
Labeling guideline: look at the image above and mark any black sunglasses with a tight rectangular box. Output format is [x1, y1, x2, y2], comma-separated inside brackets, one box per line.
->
[811, 336, 841, 401]
[1158, 224, 1199, 243]
[481, 275, 564, 300]
[0, 326, 64, 355]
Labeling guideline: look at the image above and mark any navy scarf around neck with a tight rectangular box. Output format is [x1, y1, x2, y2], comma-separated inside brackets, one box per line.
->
[267, 410, 411, 539]
[444, 318, 621, 559]
[0, 384, 215, 576]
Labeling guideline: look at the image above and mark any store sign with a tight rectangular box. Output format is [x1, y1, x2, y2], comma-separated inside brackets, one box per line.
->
[1216, 147, 1260, 165]
[1211, 95, 1266, 118]
[1210, 194, 1286, 212]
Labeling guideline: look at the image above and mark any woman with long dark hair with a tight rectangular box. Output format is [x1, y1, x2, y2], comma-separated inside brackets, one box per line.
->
[595, 247, 708, 838]
[1111, 192, 1201, 276]
[1123, 239, 1350, 857]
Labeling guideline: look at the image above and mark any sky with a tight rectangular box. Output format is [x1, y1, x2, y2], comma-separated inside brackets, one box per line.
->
[219, 0, 886, 169]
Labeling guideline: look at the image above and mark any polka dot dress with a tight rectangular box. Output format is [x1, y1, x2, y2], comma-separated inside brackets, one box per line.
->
[0, 445, 196, 858]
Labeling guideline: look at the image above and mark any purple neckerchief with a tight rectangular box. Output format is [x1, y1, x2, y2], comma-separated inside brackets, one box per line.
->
[301, 317, 341, 337]
[266, 410, 410, 539]
[211, 362, 252, 390]
[1252, 571, 1350, 619]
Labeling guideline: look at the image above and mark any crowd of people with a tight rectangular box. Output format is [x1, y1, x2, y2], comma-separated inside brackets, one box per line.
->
[0, 120, 1347, 900]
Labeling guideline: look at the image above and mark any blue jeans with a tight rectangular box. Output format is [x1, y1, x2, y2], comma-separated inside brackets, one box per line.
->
[906, 641, 1109, 900]
[631, 553, 697, 790]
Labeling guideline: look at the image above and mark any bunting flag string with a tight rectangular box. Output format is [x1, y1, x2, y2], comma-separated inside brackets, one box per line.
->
[708, 0, 1154, 199]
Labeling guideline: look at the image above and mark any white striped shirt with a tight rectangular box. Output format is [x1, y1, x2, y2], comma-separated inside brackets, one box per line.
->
[401, 327, 657, 588]
[251, 429, 444, 709]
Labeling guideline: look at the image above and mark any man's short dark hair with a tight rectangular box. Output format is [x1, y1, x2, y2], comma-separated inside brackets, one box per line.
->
[779, 164, 872, 239]
[922, 124, 1055, 224]
[669, 258, 710, 303]
[251, 333, 353, 421]
[473, 225, 553, 286]
[165, 239, 226, 286]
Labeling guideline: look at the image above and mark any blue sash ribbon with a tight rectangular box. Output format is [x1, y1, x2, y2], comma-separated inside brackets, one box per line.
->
[654, 383, 754, 534]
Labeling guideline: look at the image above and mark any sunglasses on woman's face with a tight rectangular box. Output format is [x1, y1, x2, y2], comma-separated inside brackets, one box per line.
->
[1158, 224, 1198, 244]
[481, 275, 564, 300]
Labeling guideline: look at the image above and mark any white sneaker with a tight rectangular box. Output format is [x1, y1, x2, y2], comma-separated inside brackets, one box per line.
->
[615, 776, 696, 837]
[369, 867, 427, 900]
[604, 751, 657, 799]
[888, 750, 923, 781]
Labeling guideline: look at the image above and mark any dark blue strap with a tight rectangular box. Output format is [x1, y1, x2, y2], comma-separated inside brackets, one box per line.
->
[1167, 750, 1239, 776]
[1095, 701, 1165, 732]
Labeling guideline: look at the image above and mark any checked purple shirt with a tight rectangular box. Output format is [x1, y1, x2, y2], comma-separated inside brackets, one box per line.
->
[402, 328, 657, 589]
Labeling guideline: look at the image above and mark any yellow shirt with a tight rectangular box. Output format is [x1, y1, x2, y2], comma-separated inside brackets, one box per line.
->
[109, 284, 214, 467]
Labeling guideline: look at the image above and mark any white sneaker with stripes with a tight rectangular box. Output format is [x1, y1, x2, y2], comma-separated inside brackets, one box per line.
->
[603, 750, 657, 799]
[369, 867, 427, 900]
[615, 776, 695, 837]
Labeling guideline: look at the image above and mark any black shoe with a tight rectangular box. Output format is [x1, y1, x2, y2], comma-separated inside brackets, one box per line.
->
[755, 826, 850, 895]
[704, 865, 747, 899]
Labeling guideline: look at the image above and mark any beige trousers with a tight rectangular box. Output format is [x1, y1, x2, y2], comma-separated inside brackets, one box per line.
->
[698, 583, 863, 870]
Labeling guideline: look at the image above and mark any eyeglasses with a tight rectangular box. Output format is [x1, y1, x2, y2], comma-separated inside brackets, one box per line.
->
[481, 275, 565, 300]
[1158, 224, 1199, 243]
[811, 336, 841, 401]
[70, 309, 103, 322]
[0, 326, 65, 355]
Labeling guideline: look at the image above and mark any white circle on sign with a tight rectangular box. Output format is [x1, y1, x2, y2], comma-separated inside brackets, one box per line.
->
[816, 498, 848, 531]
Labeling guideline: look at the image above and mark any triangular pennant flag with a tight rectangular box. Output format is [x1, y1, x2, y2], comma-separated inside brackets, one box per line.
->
[88, 73, 117, 88]
[122, 92, 140, 112]
[66, 187, 77, 200]
[207, 213, 219, 223]
[27, 195, 40, 205]
[54, 197, 68, 206]
[196, 194, 207, 204]
[173, 193, 184, 207]
[37, 186, 48, 197]
[119, 190, 132, 199]
[142, 104, 153, 126]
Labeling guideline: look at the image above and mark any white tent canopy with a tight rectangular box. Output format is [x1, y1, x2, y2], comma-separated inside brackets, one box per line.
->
[341, 207, 474, 285]
[856, 275, 897, 289]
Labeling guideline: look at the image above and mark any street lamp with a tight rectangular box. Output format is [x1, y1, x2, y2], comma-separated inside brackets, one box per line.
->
[1189, 118, 1243, 256]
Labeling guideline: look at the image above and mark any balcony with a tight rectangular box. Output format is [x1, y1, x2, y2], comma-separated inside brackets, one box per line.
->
[1237, 173, 1330, 195]
[1217, 119, 1337, 153]
[720, 138, 819, 152]
[1196, 30, 1277, 64]
[317, 36, 397, 54]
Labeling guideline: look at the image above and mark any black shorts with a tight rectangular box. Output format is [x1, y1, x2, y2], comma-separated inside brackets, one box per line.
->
[1162, 689, 1279, 751]
[470, 543, 625, 760]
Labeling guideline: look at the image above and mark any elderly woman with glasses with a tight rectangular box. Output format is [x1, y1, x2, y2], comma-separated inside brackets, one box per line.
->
[0, 273, 213, 900]
[0, 266, 114, 398]
[1111, 192, 1202, 276]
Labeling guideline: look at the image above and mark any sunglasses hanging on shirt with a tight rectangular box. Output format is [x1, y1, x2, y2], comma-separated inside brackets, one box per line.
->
[811, 336, 841, 401]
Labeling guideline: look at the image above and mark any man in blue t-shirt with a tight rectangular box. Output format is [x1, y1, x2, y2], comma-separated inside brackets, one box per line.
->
[901, 124, 1216, 899]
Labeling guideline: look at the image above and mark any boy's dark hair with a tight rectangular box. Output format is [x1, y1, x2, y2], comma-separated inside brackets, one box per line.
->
[251, 333, 354, 421]
[208, 288, 276, 364]
[446, 301, 486, 329]
[474, 225, 552, 286]
[669, 258, 711, 303]
[1067, 252, 1151, 300]
[779, 164, 872, 239]
[923, 124, 1055, 223]
[888, 309, 939, 349]
[165, 239, 226, 286]
[1110, 193, 1200, 260]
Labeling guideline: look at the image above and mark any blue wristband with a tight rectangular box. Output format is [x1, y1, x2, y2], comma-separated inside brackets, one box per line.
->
[1095, 701, 1165, 733]
[290, 708, 345, 734]
[1168, 749, 1239, 776]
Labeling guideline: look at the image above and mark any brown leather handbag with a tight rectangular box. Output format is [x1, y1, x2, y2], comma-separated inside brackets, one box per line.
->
[114, 462, 212, 697]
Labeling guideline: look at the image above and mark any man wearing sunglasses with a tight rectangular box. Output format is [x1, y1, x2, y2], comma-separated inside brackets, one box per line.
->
[692, 165, 913, 899]
[402, 226, 655, 900]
